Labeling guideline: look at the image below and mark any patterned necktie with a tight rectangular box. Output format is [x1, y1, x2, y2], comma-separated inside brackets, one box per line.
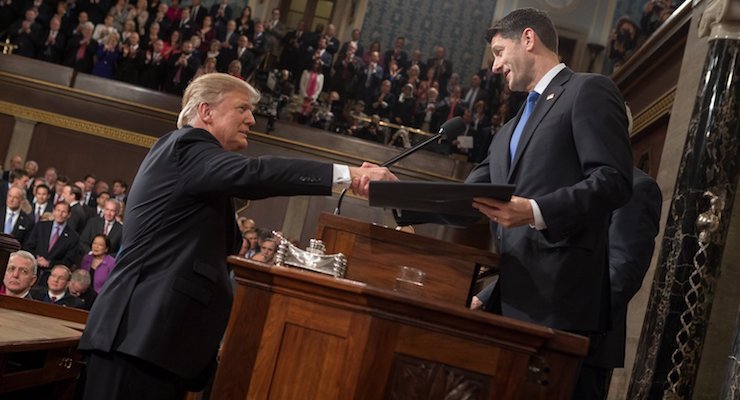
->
[510, 91, 541, 162]
[4, 212, 14, 234]
[36, 205, 42, 222]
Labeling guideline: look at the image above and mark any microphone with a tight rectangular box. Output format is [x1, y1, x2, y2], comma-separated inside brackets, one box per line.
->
[334, 117, 466, 215]
[380, 117, 465, 167]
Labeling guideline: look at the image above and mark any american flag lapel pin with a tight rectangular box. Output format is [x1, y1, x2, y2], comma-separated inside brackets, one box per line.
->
[546, 93, 555, 101]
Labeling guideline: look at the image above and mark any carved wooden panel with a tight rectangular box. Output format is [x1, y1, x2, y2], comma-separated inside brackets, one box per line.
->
[384, 354, 490, 400]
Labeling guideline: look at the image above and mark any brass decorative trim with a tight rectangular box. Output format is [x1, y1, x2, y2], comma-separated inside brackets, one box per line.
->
[0, 100, 156, 148]
[0, 71, 179, 117]
[632, 88, 676, 136]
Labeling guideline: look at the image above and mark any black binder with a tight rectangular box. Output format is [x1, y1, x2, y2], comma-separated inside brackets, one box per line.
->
[369, 181, 516, 217]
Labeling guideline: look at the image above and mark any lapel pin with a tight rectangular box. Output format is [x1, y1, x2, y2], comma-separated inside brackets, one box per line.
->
[546, 93, 555, 100]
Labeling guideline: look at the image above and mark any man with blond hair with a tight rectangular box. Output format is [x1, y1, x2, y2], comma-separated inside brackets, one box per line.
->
[80, 73, 397, 399]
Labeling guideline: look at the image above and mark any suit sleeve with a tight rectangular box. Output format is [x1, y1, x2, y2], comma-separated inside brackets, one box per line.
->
[177, 133, 334, 199]
[609, 173, 662, 311]
[535, 75, 634, 242]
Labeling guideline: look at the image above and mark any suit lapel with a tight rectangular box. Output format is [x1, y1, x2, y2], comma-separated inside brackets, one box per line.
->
[507, 68, 573, 182]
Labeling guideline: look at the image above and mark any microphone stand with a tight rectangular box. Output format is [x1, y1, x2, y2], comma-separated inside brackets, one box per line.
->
[334, 133, 443, 215]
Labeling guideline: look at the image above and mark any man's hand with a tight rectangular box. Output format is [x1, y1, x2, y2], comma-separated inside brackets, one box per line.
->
[470, 295, 483, 310]
[348, 162, 398, 197]
[472, 195, 534, 228]
[36, 256, 50, 268]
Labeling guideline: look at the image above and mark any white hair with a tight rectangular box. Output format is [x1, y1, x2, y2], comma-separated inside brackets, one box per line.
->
[177, 73, 260, 128]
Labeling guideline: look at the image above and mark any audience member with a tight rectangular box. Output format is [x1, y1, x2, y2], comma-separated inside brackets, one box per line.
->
[80, 199, 123, 255]
[2, 186, 35, 245]
[68, 268, 97, 310]
[23, 201, 81, 282]
[32, 183, 53, 223]
[30, 264, 83, 307]
[2, 250, 38, 299]
[80, 234, 117, 293]
[251, 236, 277, 264]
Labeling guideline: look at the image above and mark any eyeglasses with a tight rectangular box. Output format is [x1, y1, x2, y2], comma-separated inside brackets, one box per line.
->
[6, 265, 33, 276]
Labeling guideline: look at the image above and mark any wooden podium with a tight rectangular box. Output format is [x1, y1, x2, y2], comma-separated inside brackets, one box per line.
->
[212, 214, 588, 399]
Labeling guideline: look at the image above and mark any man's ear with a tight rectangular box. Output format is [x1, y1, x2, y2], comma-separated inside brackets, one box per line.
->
[197, 102, 211, 123]
[522, 28, 536, 50]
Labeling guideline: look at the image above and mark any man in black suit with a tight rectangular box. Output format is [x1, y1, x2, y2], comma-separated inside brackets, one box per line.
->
[31, 264, 83, 308]
[472, 168, 662, 398]
[31, 183, 53, 222]
[189, 0, 206, 29]
[62, 184, 88, 234]
[37, 15, 67, 64]
[2, 186, 35, 246]
[79, 199, 122, 255]
[23, 201, 80, 282]
[174, 7, 195, 40]
[68, 268, 97, 310]
[396, 8, 633, 397]
[63, 21, 97, 73]
[79, 73, 397, 400]
[81, 174, 97, 208]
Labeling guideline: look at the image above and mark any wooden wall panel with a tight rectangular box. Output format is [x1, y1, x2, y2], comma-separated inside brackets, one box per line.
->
[27, 124, 148, 185]
[0, 113, 14, 163]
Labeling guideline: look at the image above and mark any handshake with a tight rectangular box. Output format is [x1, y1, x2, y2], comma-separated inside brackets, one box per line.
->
[348, 162, 398, 197]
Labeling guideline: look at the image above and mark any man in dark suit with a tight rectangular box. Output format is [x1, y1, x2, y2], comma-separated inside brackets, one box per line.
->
[30, 264, 83, 308]
[68, 268, 97, 310]
[31, 183, 53, 222]
[397, 8, 633, 397]
[37, 15, 67, 64]
[472, 168, 662, 398]
[470, 8, 633, 396]
[62, 184, 88, 234]
[2, 186, 35, 246]
[582, 168, 661, 397]
[79, 198, 123, 255]
[189, 0, 206, 29]
[23, 201, 81, 283]
[79, 73, 397, 400]
[63, 21, 97, 73]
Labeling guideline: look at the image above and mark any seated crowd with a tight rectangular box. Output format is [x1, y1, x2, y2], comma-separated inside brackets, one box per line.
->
[0, 155, 278, 309]
[1, 0, 526, 163]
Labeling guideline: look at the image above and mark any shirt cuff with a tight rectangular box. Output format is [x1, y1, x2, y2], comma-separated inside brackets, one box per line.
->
[332, 164, 351, 187]
[529, 199, 547, 230]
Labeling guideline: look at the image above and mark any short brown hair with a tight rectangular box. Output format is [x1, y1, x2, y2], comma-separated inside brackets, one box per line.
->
[485, 8, 558, 54]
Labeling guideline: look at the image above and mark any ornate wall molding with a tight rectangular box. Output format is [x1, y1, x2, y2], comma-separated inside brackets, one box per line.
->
[0, 100, 156, 148]
[632, 88, 677, 136]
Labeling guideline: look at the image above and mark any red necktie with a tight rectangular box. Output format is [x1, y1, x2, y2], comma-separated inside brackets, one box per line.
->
[50, 296, 57, 303]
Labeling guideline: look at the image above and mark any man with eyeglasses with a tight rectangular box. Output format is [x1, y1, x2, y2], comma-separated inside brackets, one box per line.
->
[2, 250, 38, 299]
[30, 264, 83, 308]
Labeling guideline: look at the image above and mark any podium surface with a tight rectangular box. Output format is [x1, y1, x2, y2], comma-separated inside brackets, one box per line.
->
[212, 256, 588, 399]
[0, 295, 87, 399]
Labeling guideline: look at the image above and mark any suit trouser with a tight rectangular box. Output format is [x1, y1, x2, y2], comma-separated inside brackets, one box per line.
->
[82, 351, 187, 400]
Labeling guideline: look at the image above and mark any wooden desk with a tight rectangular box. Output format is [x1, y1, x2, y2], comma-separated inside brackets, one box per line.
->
[0, 295, 87, 399]
[212, 258, 588, 399]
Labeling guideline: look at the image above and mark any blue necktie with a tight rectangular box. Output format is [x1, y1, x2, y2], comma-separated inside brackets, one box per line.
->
[510, 91, 540, 162]
[4, 212, 14, 234]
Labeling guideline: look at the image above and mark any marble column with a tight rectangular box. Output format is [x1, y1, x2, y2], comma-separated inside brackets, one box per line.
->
[627, 1, 740, 399]
[720, 307, 740, 399]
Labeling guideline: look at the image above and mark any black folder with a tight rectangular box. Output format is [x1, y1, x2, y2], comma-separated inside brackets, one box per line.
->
[369, 181, 516, 217]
